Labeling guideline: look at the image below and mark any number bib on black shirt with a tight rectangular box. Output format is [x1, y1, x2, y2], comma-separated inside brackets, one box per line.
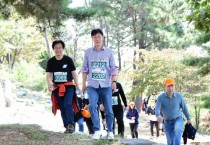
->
[53, 72, 67, 82]
[112, 96, 118, 105]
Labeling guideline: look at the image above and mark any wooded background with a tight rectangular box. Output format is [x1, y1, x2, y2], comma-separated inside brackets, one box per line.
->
[0, 0, 209, 133]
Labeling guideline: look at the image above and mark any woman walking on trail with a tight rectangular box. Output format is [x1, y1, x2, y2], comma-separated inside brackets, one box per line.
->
[112, 81, 127, 138]
[46, 40, 81, 134]
[126, 101, 139, 138]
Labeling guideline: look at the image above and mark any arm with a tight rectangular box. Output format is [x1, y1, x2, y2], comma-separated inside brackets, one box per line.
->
[118, 83, 127, 107]
[46, 59, 53, 91]
[71, 70, 80, 91]
[109, 51, 118, 91]
[181, 96, 191, 122]
[81, 51, 89, 92]
[82, 72, 88, 92]
[46, 72, 53, 91]
[155, 95, 163, 122]
[111, 75, 117, 92]
[155, 96, 161, 117]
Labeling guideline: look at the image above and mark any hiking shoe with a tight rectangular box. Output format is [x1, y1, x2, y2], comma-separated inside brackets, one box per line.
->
[64, 124, 75, 134]
[92, 131, 102, 139]
[119, 132, 124, 138]
[107, 132, 114, 140]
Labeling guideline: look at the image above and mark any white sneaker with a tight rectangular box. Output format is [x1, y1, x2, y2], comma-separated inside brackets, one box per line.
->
[107, 132, 114, 140]
[92, 131, 101, 139]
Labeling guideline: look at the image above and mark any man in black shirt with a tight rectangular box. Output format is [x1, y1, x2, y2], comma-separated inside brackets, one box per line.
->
[112, 81, 127, 138]
[46, 40, 80, 133]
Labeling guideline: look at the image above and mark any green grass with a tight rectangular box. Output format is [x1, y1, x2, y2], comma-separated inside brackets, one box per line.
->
[0, 124, 121, 145]
[0, 124, 46, 141]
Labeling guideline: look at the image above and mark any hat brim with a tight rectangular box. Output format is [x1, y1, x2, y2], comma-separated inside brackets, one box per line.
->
[165, 83, 174, 87]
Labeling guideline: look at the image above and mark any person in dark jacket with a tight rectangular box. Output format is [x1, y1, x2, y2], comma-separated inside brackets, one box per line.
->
[126, 101, 139, 138]
[112, 81, 127, 138]
[74, 96, 84, 133]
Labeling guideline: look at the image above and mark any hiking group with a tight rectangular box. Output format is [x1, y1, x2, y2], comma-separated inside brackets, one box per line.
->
[46, 28, 193, 144]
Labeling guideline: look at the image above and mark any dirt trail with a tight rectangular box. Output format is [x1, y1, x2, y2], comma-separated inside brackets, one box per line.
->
[0, 104, 210, 145]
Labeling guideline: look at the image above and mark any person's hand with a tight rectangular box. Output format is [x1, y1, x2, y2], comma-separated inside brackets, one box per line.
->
[76, 87, 82, 95]
[84, 104, 89, 110]
[157, 116, 163, 123]
[187, 120, 192, 124]
[82, 84, 87, 92]
[48, 84, 54, 91]
[112, 82, 117, 92]
[100, 104, 104, 111]
[123, 106, 128, 111]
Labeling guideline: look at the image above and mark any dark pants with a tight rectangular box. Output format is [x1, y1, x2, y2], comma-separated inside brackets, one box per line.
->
[150, 120, 159, 137]
[129, 123, 138, 138]
[100, 110, 106, 119]
[113, 105, 124, 135]
[147, 106, 152, 115]
[100, 110, 107, 130]
[85, 117, 94, 134]
[54, 87, 75, 127]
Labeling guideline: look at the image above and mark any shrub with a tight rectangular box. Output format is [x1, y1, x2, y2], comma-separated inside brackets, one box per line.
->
[13, 60, 46, 91]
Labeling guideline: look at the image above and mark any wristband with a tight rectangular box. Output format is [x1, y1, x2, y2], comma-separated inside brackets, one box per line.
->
[112, 81, 117, 83]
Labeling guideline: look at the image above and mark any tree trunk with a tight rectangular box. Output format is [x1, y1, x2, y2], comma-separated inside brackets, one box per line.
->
[7, 53, 11, 72]
[84, 0, 92, 27]
[194, 105, 200, 129]
[131, 9, 142, 108]
[117, 34, 121, 70]
[6, 48, 22, 70]
[106, 29, 109, 47]
[105, 18, 109, 47]
[11, 50, 16, 70]
[114, 26, 121, 70]
[73, 38, 78, 64]
[0, 56, 5, 64]
[135, 93, 142, 113]
[133, 33, 137, 70]
[43, 20, 51, 59]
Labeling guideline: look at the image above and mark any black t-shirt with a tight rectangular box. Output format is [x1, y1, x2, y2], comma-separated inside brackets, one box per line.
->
[112, 82, 127, 111]
[46, 55, 76, 84]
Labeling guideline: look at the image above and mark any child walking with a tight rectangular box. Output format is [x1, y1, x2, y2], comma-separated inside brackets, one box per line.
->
[126, 101, 139, 138]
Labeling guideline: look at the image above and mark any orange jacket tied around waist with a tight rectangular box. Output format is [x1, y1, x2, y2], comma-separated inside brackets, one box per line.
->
[51, 82, 79, 115]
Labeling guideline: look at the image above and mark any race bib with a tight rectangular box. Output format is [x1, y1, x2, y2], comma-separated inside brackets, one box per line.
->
[54, 72, 67, 82]
[129, 119, 135, 123]
[112, 96, 118, 105]
[91, 60, 107, 80]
